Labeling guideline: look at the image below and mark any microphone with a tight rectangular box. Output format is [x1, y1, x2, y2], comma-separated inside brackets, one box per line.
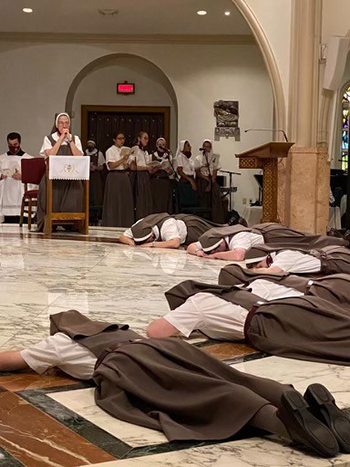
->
[244, 128, 289, 142]
[199, 147, 206, 152]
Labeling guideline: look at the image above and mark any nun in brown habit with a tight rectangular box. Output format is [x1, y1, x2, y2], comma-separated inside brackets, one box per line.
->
[36, 113, 84, 232]
[244, 244, 350, 276]
[150, 138, 175, 214]
[196, 222, 348, 256]
[3, 309, 344, 457]
[164, 274, 350, 368]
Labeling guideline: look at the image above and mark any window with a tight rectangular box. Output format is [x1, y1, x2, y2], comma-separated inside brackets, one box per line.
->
[341, 85, 350, 171]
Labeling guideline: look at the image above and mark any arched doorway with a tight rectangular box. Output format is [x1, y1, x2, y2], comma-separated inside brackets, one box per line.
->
[65, 53, 178, 152]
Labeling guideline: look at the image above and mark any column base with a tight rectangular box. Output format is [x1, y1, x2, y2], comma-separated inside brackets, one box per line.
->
[278, 146, 329, 234]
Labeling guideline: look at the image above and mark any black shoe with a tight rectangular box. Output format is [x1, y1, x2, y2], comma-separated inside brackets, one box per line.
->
[277, 389, 339, 458]
[304, 383, 350, 453]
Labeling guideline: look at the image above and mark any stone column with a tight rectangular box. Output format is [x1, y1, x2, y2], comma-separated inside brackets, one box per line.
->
[278, 0, 330, 234]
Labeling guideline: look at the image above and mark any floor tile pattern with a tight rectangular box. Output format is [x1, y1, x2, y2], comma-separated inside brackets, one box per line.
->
[0, 225, 349, 466]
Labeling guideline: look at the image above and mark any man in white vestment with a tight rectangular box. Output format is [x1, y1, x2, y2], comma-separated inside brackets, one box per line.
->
[0, 132, 33, 220]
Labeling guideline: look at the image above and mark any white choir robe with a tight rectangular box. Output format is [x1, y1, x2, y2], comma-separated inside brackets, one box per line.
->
[0, 153, 35, 217]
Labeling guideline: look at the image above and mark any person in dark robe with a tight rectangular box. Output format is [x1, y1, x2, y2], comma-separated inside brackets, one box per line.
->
[187, 223, 349, 261]
[0, 132, 34, 222]
[119, 212, 224, 248]
[0, 309, 347, 457]
[101, 132, 134, 227]
[85, 139, 105, 210]
[150, 137, 175, 214]
[245, 244, 350, 276]
[147, 274, 350, 371]
[195, 139, 226, 223]
[36, 113, 84, 232]
[130, 131, 153, 220]
[175, 140, 199, 208]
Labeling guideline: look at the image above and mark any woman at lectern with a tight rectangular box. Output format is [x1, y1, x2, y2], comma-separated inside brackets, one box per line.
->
[36, 112, 84, 232]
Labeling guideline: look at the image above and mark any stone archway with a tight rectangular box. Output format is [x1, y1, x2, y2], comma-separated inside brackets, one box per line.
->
[232, 0, 286, 133]
[65, 53, 179, 144]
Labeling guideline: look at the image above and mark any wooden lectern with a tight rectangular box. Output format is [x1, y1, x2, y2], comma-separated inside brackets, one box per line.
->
[44, 156, 90, 235]
[236, 142, 294, 223]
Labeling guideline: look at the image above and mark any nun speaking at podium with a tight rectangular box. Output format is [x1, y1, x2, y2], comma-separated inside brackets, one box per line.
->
[36, 112, 84, 232]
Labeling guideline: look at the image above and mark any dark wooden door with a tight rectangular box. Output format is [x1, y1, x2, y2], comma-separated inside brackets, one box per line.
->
[81, 106, 170, 154]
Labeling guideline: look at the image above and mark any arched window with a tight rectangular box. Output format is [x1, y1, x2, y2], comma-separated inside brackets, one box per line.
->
[341, 85, 350, 171]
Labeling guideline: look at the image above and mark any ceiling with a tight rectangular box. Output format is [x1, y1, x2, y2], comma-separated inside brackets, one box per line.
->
[1, 0, 252, 36]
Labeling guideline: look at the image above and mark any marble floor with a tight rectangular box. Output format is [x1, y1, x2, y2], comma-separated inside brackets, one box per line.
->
[0, 224, 350, 467]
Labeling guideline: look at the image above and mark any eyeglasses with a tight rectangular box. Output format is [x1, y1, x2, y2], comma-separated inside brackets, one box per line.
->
[116, 137, 125, 140]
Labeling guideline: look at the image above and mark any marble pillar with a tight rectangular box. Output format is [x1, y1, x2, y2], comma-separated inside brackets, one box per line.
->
[279, 0, 330, 234]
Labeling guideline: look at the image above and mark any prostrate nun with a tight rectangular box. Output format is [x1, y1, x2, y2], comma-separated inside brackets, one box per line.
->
[0, 132, 33, 221]
[150, 137, 175, 214]
[101, 132, 134, 227]
[130, 131, 153, 220]
[195, 139, 226, 223]
[36, 112, 84, 232]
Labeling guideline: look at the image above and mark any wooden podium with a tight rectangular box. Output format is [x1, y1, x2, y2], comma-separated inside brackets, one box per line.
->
[44, 156, 90, 235]
[236, 142, 294, 223]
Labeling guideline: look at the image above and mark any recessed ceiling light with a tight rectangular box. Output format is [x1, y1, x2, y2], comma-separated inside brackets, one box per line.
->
[197, 10, 207, 16]
[23, 7, 33, 13]
[225, 11, 231, 16]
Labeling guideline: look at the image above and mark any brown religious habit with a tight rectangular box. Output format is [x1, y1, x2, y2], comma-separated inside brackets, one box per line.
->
[165, 278, 350, 367]
[245, 244, 350, 275]
[50, 310, 292, 442]
[130, 212, 224, 245]
[197, 222, 348, 253]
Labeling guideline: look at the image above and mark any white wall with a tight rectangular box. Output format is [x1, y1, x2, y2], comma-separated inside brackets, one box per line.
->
[72, 56, 177, 149]
[322, 0, 350, 43]
[0, 41, 273, 214]
[242, 0, 292, 123]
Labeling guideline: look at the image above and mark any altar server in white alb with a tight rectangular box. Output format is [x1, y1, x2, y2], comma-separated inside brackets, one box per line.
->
[36, 112, 84, 232]
[0, 132, 33, 219]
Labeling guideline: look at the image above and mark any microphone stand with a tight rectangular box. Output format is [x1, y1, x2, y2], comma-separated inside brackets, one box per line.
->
[220, 170, 241, 212]
[202, 149, 213, 220]
[165, 150, 179, 182]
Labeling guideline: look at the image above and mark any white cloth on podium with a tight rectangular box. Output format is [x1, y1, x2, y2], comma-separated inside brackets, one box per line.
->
[49, 156, 90, 181]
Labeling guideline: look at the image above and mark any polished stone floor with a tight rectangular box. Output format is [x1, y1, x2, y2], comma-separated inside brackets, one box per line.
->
[0, 224, 350, 467]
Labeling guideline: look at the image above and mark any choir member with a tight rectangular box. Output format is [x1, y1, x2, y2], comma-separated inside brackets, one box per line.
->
[0, 132, 33, 221]
[101, 132, 134, 227]
[175, 140, 197, 205]
[36, 113, 84, 232]
[85, 139, 105, 208]
[150, 137, 174, 213]
[130, 131, 153, 220]
[0, 309, 345, 457]
[195, 139, 226, 223]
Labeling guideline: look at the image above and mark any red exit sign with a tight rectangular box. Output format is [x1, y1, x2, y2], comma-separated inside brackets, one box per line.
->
[117, 82, 135, 94]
